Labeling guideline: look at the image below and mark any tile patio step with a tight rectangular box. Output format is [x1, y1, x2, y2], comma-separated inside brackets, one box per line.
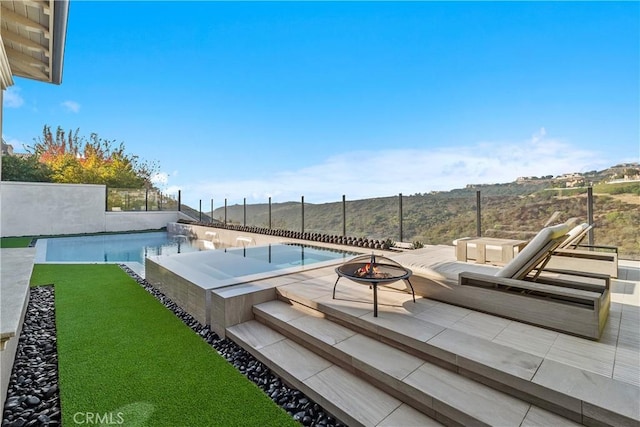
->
[276, 284, 640, 426]
[225, 319, 443, 427]
[252, 299, 580, 427]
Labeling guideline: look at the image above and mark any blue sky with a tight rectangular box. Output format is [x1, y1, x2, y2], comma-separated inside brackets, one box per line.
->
[3, 1, 639, 207]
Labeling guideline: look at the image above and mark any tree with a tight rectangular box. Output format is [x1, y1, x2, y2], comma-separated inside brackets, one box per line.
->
[1, 154, 53, 182]
[28, 125, 158, 188]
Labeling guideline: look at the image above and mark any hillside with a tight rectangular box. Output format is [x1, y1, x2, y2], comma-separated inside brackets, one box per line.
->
[210, 163, 640, 259]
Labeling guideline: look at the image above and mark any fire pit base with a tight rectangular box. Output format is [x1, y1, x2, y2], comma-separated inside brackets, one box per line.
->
[333, 254, 415, 317]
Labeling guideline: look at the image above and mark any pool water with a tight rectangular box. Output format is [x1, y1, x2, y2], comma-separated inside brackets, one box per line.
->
[193, 243, 358, 280]
[146, 241, 361, 288]
[35, 231, 200, 264]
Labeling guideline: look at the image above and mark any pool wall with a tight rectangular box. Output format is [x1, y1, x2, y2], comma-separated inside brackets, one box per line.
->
[145, 254, 307, 337]
[145, 260, 210, 325]
[148, 224, 368, 337]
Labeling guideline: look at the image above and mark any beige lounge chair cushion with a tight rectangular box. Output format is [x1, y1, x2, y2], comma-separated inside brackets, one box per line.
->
[421, 261, 498, 282]
[561, 222, 589, 248]
[495, 223, 570, 279]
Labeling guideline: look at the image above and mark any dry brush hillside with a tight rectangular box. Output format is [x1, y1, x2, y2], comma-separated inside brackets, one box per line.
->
[213, 181, 639, 260]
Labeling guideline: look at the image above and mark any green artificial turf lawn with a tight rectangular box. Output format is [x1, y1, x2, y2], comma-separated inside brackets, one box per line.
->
[30, 264, 297, 427]
[0, 237, 33, 248]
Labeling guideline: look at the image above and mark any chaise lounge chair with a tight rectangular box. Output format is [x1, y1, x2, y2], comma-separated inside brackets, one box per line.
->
[393, 221, 611, 339]
[546, 222, 619, 278]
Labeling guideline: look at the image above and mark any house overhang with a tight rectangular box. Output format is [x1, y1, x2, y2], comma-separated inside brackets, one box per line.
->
[0, 0, 70, 89]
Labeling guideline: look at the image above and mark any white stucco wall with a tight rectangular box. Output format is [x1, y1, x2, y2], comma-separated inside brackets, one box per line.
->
[0, 182, 179, 237]
[105, 211, 180, 233]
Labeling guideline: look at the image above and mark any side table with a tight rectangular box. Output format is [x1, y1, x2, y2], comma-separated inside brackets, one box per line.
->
[456, 237, 528, 265]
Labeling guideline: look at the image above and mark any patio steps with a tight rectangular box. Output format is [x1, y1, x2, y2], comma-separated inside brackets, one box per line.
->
[228, 299, 583, 427]
[226, 318, 442, 427]
[277, 283, 640, 427]
[227, 283, 640, 427]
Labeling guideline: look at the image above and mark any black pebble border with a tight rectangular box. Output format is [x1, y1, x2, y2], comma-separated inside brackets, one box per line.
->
[118, 264, 347, 427]
[2, 286, 61, 427]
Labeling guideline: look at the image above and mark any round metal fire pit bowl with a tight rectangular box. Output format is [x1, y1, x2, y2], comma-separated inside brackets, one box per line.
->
[333, 253, 415, 317]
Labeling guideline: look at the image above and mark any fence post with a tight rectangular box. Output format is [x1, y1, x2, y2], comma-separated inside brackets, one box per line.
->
[224, 198, 227, 225]
[301, 195, 305, 233]
[210, 199, 214, 223]
[145, 188, 149, 211]
[587, 186, 594, 245]
[399, 193, 403, 242]
[268, 197, 272, 229]
[243, 198, 247, 226]
[199, 199, 202, 222]
[476, 190, 482, 237]
[178, 190, 182, 212]
[342, 194, 346, 237]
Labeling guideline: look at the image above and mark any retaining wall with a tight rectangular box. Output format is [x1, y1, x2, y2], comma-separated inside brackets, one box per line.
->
[0, 181, 179, 237]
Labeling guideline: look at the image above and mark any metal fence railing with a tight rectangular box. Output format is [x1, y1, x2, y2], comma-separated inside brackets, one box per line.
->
[184, 190, 599, 244]
[107, 185, 639, 260]
[106, 188, 178, 212]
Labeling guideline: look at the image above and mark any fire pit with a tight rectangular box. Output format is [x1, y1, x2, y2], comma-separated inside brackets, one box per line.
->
[333, 253, 414, 317]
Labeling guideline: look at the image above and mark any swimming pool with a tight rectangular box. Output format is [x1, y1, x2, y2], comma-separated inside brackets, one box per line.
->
[146, 241, 362, 327]
[154, 243, 358, 281]
[35, 231, 200, 264]
[147, 242, 359, 286]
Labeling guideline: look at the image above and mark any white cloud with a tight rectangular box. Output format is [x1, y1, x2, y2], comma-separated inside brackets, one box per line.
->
[61, 100, 81, 113]
[151, 170, 180, 192]
[181, 131, 607, 206]
[3, 87, 24, 108]
[164, 185, 182, 195]
[531, 127, 546, 144]
[150, 172, 169, 186]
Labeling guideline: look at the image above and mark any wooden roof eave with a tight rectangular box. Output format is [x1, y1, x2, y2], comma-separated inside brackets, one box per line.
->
[0, 0, 68, 89]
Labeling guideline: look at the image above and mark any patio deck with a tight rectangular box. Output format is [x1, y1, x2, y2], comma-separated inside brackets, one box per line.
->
[226, 248, 639, 426]
[2, 241, 638, 425]
[0, 248, 36, 406]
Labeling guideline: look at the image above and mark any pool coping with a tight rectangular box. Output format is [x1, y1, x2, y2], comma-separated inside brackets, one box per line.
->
[146, 245, 359, 292]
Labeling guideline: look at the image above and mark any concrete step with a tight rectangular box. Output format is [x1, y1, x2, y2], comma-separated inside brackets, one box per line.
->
[226, 319, 443, 427]
[251, 299, 581, 427]
[276, 284, 640, 427]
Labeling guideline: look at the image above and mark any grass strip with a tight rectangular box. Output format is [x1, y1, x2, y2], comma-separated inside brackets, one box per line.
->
[0, 237, 33, 248]
[30, 264, 297, 427]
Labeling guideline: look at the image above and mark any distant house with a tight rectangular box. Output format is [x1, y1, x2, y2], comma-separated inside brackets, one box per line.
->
[1, 140, 31, 159]
[1, 140, 13, 156]
[516, 175, 553, 183]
